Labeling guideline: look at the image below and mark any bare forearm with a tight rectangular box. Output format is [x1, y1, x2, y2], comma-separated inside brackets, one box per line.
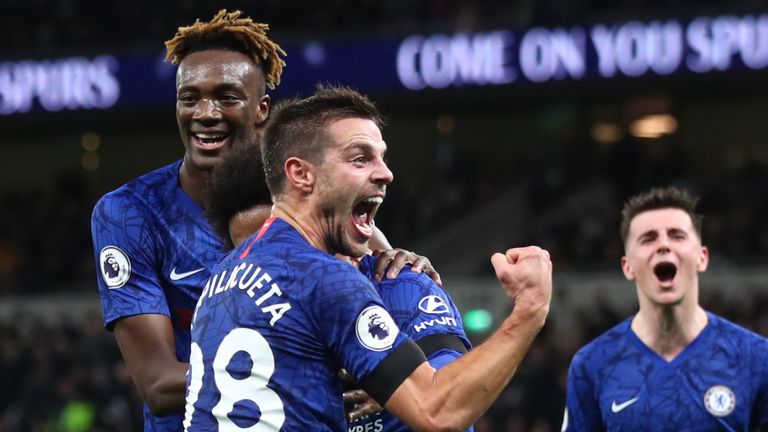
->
[120, 350, 189, 416]
[429, 315, 542, 427]
[142, 361, 189, 416]
[113, 314, 190, 416]
[386, 246, 552, 432]
[387, 314, 544, 431]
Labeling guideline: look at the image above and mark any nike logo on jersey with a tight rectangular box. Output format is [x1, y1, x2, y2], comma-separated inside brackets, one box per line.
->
[611, 397, 639, 413]
[170, 267, 205, 281]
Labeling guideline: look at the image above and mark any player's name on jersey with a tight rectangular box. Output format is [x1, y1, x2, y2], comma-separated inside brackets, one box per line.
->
[200, 263, 292, 326]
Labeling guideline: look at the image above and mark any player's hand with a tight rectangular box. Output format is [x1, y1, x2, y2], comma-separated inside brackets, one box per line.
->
[372, 248, 442, 286]
[491, 246, 552, 327]
[343, 389, 383, 422]
[339, 369, 383, 422]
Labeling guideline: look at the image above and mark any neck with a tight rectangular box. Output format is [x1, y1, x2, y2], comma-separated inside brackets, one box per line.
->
[271, 200, 331, 253]
[631, 301, 708, 362]
[179, 157, 211, 206]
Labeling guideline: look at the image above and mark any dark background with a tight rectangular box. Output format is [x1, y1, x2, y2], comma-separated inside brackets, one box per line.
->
[1, 1, 767, 430]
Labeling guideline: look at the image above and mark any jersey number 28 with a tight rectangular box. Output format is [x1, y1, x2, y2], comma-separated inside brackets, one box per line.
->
[185, 328, 286, 431]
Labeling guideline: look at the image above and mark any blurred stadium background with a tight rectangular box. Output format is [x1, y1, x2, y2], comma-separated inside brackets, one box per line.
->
[2, 1, 768, 430]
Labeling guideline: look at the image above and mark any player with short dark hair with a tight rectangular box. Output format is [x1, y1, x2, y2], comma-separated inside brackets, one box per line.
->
[204, 143, 474, 431]
[261, 85, 384, 196]
[562, 187, 768, 431]
[91, 11, 432, 432]
[185, 86, 552, 430]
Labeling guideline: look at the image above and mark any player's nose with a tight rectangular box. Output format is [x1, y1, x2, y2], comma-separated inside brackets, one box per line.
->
[656, 235, 671, 253]
[193, 98, 222, 121]
[372, 158, 393, 185]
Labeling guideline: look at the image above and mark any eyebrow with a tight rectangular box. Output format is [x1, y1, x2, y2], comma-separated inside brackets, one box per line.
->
[177, 82, 246, 93]
[344, 140, 387, 154]
[636, 230, 658, 242]
[667, 227, 687, 236]
[636, 227, 688, 242]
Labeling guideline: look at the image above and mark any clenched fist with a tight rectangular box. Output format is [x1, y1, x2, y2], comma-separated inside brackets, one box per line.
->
[491, 246, 552, 329]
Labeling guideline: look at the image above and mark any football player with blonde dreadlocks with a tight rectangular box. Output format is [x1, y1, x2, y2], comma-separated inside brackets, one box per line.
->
[91, 10, 286, 431]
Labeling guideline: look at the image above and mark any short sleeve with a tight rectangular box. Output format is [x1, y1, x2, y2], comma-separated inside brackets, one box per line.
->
[304, 260, 422, 391]
[378, 271, 471, 350]
[427, 348, 463, 369]
[91, 191, 168, 329]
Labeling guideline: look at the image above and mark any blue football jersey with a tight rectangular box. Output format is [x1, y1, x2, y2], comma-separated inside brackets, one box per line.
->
[91, 160, 225, 432]
[184, 218, 426, 431]
[348, 255, 473, 432]
[563, 312, 768, 431]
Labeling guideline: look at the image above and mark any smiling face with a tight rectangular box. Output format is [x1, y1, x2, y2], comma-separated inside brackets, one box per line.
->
[621, 208, 709, 308]
[311, 117, 393, 258]
[175, 49, 269, 172]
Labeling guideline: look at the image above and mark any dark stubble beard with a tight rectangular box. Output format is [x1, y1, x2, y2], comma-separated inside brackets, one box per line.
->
[318, 192, 367, 259]
[328, 222, 367, 259]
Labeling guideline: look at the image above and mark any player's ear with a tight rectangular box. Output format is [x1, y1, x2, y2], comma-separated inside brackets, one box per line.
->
[284, 157, 314, 193]
[256, 94, 270, 124]
[621, 256, 635, 281]
[697, 245, 709, 273]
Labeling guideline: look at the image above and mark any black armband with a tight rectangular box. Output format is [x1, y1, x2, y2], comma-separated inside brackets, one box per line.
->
[416, 334, 468, 358]
[360, 339, 426, 406]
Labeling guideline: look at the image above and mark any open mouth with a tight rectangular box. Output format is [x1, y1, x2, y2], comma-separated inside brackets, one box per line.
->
[352, 196, 383, 239]
[653, 262, 677, 284]
[192, 132, 230, 151]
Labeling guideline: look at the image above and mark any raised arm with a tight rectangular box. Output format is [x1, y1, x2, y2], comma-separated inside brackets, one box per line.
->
[381, 246, 552, 431]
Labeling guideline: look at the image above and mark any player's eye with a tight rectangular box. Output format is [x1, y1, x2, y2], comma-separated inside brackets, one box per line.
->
[178, 94, 198, 106]
[220, 94, 241, 105]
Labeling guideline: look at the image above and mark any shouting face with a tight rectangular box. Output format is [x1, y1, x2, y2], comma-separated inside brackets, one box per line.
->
[311, 117, 393, 258]
[621, 208, 709, 308]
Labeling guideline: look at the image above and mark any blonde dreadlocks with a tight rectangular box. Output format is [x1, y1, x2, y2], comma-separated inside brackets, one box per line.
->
[164, 9, 286, 89]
